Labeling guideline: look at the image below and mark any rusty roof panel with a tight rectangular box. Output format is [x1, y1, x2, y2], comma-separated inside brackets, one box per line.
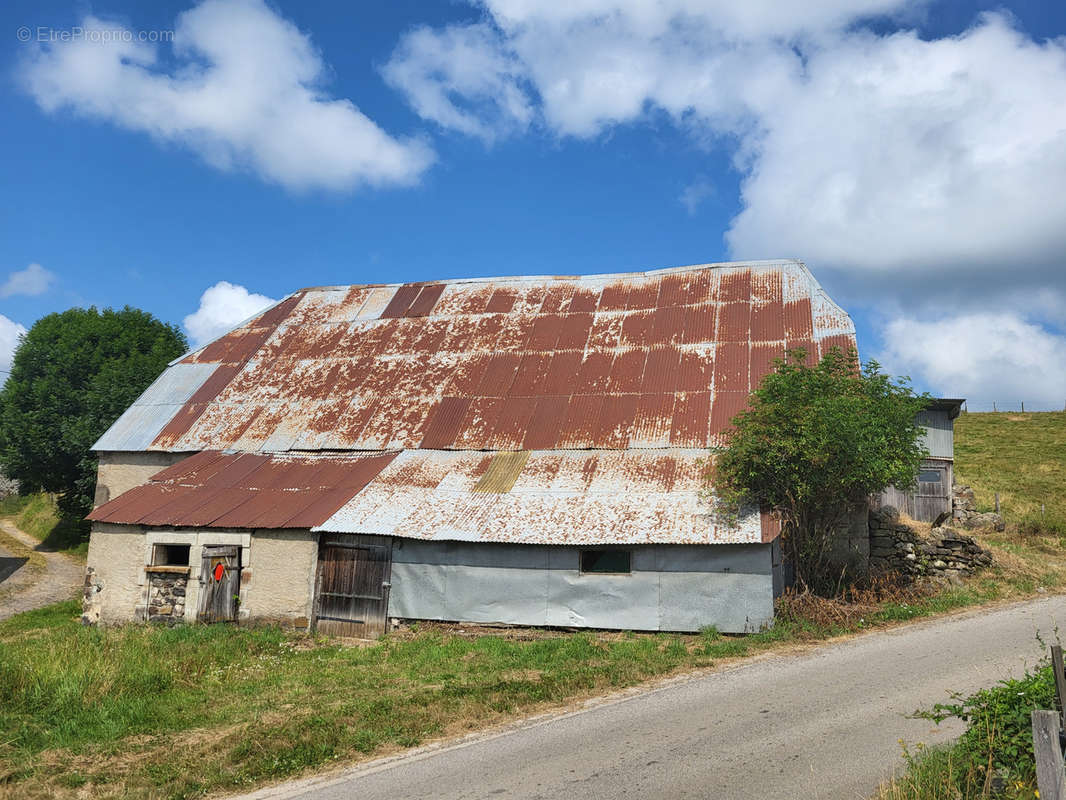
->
[597, 394, 639, 448]
[315, 449, 765, 545]
[88, 451, 398, 528]
[749, 342, 787, 389]
[642, 347, 680, 394]
[379, 284, 419, 318]
[420, 396, 472, 449]
[751, 300, 786, 342]
[98, 260, 855, 455]
[557, 394, 603, 448]
[405, 284, 445, 318]
[713, 341, 750, 394]
[783, 298, 814, 340]
[619, 311, 654, 347]
[541, 350, 583, 395]
[681, 304, 716, 345]
[670, 391, 711, 447]
[709, 391, 750, 444]
[819, 333, 857, 357]
[489, 396, 538, 449]
[606, 348, 647, 393]
[630, 393, 675, 448]
[523, 395, 568, 450]
[677, 345, 715, 393]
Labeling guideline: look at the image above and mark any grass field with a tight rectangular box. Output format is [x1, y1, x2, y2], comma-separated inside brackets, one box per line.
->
[954, 411, 1066, 534]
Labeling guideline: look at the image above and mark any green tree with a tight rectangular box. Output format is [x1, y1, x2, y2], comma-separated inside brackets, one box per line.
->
[709, 347, 928, 594]
[0, 307, 187, 520]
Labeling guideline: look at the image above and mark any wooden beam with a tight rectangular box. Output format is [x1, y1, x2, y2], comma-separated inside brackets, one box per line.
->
[1054, 645, 1066, 727]
[1032, 710, 1066, 800]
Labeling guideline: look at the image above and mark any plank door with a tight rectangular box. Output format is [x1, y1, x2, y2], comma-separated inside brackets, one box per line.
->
[313, 534, 392, 638]
[913, 460, 951, 522]
[198, 545, 240, 623]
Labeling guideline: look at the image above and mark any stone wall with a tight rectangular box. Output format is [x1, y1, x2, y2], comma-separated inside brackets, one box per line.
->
[952, 485, 1006, 531]
[869, 505, 992, 581]
[146, 570, 188, 625]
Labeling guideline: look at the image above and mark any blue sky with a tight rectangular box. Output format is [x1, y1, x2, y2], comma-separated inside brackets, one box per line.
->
[2, 0, 1065, 407]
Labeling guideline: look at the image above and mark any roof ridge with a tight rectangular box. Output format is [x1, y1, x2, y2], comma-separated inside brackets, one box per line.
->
[294, 258, 807, 293]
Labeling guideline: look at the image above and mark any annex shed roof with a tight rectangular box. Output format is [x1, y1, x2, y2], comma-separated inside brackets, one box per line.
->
[93, 259, 856, 455]
[87, 450, 397, 529]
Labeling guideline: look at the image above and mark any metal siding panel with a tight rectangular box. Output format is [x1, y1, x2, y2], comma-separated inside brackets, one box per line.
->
[546, 570, 660, 629]
[659, 572, 773, 633]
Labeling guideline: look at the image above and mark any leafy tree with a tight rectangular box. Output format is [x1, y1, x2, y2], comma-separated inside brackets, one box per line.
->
[0, 307, 187, 520]
[709, 347, 928, 594]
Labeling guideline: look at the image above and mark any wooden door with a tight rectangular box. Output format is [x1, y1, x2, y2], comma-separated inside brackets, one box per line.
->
[313, 534, 392, 638]
[198, 545, 240, 623]
[914, 461, 950, 522]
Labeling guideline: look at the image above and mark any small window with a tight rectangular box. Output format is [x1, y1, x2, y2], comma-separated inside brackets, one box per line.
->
[918, 470, 942, 483]
[580, 550, 632, 574]
[152, 544, 191, 567]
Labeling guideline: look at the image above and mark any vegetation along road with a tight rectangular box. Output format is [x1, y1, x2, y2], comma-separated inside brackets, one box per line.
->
[237, 595, 1066, 800]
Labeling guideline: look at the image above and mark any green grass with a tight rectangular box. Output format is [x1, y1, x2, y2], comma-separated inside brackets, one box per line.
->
[955, 411, 1066, 535]
[0, 585, 1031, 800]
[0, 493, 89, 560]
[0, 602, 750, 799]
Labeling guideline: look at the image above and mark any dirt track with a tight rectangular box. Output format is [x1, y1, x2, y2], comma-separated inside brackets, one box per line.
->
[0, 519, 83, 620]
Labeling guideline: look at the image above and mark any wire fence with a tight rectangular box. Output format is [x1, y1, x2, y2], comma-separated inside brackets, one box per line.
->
[961, 400, 1066, 413]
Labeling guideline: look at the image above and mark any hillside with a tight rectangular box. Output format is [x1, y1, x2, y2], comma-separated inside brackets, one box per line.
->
[954, 411, 1066, 533]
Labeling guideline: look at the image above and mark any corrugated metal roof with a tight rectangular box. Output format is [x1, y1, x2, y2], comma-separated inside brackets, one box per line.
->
[87, 451, 398, 529]
[93, 259, 857, 455]
[313, 449, 768, 546]
[92, 362, 219, 451]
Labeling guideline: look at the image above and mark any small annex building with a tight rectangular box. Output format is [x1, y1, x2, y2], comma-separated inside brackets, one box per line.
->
[85, 259, 857, 635]
[879, 398, 965, 522]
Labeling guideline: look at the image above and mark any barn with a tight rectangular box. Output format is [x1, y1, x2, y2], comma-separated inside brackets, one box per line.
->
[84, 259, 857, 635]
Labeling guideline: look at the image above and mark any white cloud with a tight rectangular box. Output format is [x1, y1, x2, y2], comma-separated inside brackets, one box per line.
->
[184, 281, 276, 347]
[20, 0, 434, 191]
[382, 23, 534, 143]
[386, 6, 1066, 291]
[0, 316, 27, 383]
[0, 263, 56, 298]
[879, 312, 1066, 409]
[726, 16, 1066, 284]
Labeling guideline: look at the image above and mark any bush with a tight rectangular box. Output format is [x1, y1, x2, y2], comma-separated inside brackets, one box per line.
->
[921, 661, 1055, 789]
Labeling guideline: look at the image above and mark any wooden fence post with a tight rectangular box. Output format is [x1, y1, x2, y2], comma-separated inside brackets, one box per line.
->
[1032, 710, 1066, 800]
[995, 493, 1000, 514]
[1053, 646, 1066, 727]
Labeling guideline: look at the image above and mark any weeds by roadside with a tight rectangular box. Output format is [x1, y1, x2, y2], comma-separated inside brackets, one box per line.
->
[875, 660, 1053, 800]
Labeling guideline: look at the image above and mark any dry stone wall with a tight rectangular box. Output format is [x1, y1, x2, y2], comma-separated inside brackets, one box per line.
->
[952, 485, 1006, 531]
[869, 505, 992, 581]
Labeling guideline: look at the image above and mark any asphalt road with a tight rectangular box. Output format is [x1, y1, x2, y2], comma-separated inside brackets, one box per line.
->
[238, 595, 1066, 800]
